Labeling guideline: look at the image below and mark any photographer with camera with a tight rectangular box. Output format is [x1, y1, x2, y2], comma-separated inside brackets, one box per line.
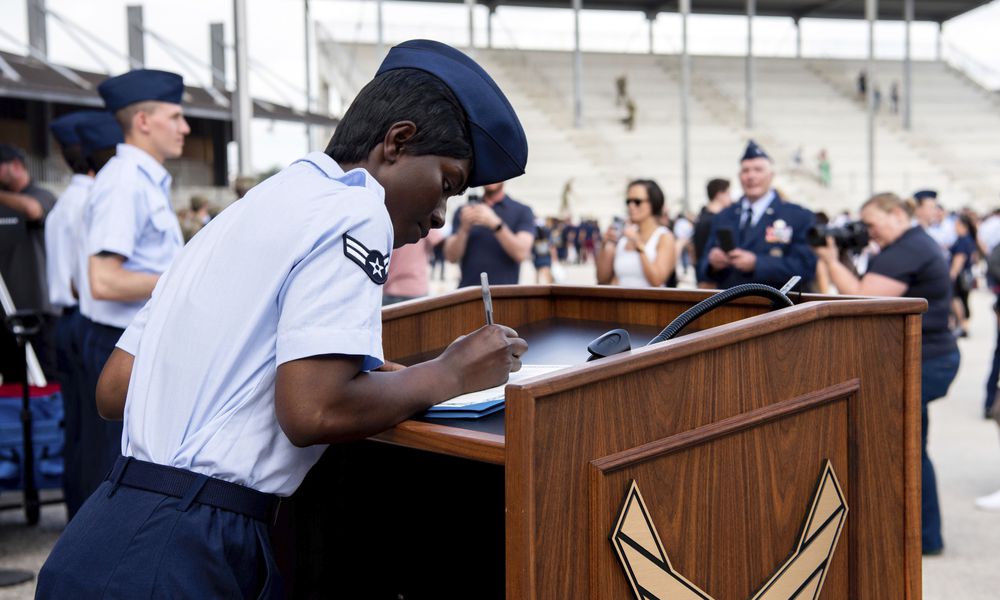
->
[444, 181, 535, 287]
[813, 192, 959, 556]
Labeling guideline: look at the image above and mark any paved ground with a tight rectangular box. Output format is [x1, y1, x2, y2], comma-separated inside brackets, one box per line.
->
[0, 263, 997, 597]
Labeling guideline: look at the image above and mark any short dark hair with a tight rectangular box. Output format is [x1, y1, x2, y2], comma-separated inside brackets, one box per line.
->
[325, 69, 472, 169]
[627, 179, 665, 217]
[59, 144, 91, 175]
[87, 147, 117, 173]
[959, 213, 977, 241]
[115, 101, 159, 136]
[706, 178, 729, 200]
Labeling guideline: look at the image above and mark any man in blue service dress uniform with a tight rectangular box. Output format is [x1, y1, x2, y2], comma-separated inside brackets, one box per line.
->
[45, 111, 123, 519]
[698, 141, 816, 290]
[38, 40, 531, 599]
[75, 69, 189, 503]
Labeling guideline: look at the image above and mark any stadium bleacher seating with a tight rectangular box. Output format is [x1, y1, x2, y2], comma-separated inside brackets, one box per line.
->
[322, 42, 1000, 223]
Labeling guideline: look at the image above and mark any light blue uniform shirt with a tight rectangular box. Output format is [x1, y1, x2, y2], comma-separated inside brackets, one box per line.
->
[45, 174, 92, 309]
[81, 143, 183, 328]
[116, 152, 392, 496]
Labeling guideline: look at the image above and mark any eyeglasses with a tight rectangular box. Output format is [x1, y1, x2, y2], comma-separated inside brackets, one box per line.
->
[625, 198, 647, 207]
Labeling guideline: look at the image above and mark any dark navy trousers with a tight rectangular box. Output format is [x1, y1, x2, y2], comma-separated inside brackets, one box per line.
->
[921, 349, 960, 554]
[53, 307, 86, 518]
[986, 302, 1000, 415]
[77, 318, 125, 502]
[37, 480, 282, 598]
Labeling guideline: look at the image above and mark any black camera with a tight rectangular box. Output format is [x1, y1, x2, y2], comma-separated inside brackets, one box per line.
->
[807, 221, 869, 251]
[467, 192, 481, 205]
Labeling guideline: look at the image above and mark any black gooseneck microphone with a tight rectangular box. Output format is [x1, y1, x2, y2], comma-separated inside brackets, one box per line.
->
[586, 277, 801, 361]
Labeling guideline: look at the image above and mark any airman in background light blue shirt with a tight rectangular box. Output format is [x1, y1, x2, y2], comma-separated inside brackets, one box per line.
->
[81, 143, 183, 329]
[45, 174, 92, 309]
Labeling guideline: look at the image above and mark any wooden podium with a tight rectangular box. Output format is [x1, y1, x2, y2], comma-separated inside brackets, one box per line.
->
[278, 285, 924, 600]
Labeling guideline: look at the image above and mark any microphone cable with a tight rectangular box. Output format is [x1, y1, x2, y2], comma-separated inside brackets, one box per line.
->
[647, 282, 795, 346]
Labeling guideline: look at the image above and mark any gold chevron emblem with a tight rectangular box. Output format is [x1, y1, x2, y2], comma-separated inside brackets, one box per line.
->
[611, 461, 847, 600]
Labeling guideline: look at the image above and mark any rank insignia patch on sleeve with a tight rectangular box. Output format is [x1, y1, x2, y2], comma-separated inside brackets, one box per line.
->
[343, 233, 390, 285]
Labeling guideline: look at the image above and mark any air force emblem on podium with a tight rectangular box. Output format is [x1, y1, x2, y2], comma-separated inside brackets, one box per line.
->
[343, 233, 389, 285]
[611, 461, 847, 600]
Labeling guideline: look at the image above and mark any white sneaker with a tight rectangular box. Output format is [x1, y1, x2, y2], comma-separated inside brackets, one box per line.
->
[974, 489, 1000, 511]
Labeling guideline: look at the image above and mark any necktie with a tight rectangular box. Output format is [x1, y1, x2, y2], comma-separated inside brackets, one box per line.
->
[740, 205, 753, 243]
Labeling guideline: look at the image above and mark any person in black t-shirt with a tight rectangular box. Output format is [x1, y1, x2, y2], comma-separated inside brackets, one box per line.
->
[444, 182, 536, 287]
[693, 178, 732, 287]
[0, 143, 58, 380]
[814, 192, 958, 556]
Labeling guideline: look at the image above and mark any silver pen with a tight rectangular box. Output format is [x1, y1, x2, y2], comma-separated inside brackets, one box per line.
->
[480, 272, 494, 325]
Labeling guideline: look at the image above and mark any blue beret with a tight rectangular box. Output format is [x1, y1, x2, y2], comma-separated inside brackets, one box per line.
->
[376, 40, 527, 187]
[913, 189, 938, 201]
[98, 69, 184, 113]
[77, 112, 124, 156]
[741, 139, 770, 162]
[51, 111, 96, 146]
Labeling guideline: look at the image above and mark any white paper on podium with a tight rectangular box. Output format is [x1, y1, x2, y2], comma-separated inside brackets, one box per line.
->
[431, 364, 569, 409]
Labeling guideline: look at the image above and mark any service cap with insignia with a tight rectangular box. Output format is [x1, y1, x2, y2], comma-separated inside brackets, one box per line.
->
[50, 111, 98, 147]
[376, 39, 528, 188]
[76, 112, 124, 156]
[343, 233, 390, 285]
[741, 139, 771, 162]
[98, 69, 185, 113]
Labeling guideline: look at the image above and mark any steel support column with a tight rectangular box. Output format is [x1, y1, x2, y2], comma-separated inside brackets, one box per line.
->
[572, 0, 583, 128]
[376, 0, 384, 58]
[466, 0, 475, 50]
[210, 23, 226, 90]
[866, 0, 877, 197]
[903, 0, 912, 130]
[127, 5, 144, 69]
[680, 0, 691, 212]
[26, 0, 47, 58]
[795, 18, 802, 58]
[647, 12, 655, 55]
[746, 0, 755, 130]
[304, 0, 313, 148]
[487, 6, 495, 49]
[233, 0, 253, 176]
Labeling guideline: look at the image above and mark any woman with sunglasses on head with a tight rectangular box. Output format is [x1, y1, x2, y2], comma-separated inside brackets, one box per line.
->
[597, 179, 676, 287]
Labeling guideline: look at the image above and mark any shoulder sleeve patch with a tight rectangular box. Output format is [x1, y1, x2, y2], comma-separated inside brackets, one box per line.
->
[343, 233, 390, 285]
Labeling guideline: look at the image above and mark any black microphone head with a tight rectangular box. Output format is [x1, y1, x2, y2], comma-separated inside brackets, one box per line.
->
[587, 328, 632, 361]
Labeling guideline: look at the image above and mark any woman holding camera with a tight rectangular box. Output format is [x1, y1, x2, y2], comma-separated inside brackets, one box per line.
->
[597, 179, 676, 287]
[814, 192, 959, 556]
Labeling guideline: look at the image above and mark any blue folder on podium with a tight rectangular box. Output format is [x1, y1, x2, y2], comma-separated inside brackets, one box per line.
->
[425, 365, 568, 419]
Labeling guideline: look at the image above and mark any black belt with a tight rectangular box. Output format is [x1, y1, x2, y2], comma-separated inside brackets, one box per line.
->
[84, 317, 125, 336]
[106, 456, 281, 524]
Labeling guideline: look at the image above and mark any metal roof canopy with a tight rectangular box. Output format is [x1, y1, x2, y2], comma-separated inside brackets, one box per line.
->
[422, 0, 990, 23]
[0, 50, 337, 127]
